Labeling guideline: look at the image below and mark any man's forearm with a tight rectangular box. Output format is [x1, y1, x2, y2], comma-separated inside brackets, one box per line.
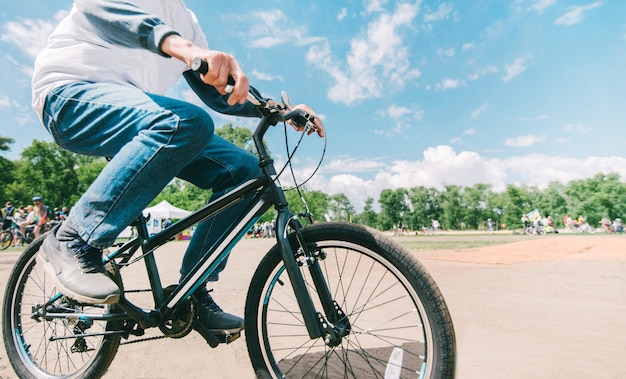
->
[160, 34, 206, 68]
[74, 0, 179, 56]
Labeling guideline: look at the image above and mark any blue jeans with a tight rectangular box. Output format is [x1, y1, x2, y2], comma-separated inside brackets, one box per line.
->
[42, 82, 261, 281]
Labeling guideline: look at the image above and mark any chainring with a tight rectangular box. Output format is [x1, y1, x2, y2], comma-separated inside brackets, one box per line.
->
[158, 284, 196, 338]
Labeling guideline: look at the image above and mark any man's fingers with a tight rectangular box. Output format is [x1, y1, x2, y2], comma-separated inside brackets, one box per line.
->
[199, 52, 249, 105]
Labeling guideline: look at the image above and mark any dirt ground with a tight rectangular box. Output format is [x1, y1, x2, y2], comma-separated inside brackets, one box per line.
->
[0, 233, 624, 378]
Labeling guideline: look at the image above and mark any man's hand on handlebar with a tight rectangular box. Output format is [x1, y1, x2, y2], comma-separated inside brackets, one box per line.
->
[288, 104, 325, 138]
[266, 100, 324, 138]
[163, 33, 325, 138]
[161, 35, 249, 106]
[194, 50, 249, 106]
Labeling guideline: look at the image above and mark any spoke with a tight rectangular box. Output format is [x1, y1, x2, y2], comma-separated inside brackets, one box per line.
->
[330, 249, 366, 320]
[279, 337, 326, 376]
[268, 279, 306, 326]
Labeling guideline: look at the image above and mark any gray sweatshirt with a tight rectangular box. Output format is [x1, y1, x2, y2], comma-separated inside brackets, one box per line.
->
[32, 0, 210, 118]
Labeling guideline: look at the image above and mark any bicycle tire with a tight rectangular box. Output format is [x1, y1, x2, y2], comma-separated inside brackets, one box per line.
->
[0, 230, 12, 250]
[2, 235, 122, 379]
[244, 222, 456, 379]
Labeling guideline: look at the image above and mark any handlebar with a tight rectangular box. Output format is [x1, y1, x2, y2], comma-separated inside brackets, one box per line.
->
[191, 58, 264, 107]
[190, 58, 318, 133]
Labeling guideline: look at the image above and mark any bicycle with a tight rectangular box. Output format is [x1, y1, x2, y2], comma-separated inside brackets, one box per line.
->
[574, 222, 595, 233]
[0, 222, 54, 250]
[0, 220, 59, 250]
[524, 224, 546, 236]
[3, 60, 456, 378]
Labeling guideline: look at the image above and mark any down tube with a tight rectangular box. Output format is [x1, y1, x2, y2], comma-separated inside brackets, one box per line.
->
[163, 190, 273, 312]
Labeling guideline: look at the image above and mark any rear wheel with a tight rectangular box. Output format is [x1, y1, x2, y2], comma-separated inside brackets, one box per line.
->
[2, 235, 123, 378]
[245, 222, 456, 378]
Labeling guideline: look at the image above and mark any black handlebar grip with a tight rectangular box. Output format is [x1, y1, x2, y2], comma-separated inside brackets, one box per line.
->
[191, 57, 208, 74]
[191, 58, 236, 86]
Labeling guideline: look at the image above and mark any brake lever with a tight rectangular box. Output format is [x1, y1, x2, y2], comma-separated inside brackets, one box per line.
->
[281, 91, 293, 110]
[290, 110, 318, 134]
[279, 91, 317, 133]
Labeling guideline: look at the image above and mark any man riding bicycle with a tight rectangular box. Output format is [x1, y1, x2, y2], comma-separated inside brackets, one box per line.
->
[31, 196, 50, 238]
[32, 0, 324, 341]
[1, 201, 14, 231]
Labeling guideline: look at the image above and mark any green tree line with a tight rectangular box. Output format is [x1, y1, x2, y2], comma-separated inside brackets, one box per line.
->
[2, 127, 625, 232]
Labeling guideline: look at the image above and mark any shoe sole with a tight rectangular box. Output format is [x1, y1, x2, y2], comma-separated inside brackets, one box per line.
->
[36, 252, 120, 305]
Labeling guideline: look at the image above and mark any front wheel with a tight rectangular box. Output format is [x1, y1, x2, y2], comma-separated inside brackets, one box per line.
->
[245, 222, 456, 378]
[0, 229, 13, 250]
[2, 235, 122, 379]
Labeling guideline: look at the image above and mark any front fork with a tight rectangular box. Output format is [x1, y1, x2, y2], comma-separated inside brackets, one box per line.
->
[255, 113, 349, 345]
[275, 213, 351, 346]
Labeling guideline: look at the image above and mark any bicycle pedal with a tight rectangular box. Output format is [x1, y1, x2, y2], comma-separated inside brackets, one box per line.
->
[216, 330, 241, 344]
[197, 328, 242, 348]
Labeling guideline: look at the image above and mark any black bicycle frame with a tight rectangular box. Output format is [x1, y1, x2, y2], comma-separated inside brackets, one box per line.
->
[37, 102, 344, 345]
[89, 114, 332, 340]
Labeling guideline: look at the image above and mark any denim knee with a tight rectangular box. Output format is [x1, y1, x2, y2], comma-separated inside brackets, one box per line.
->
[172, 106, 214, 156]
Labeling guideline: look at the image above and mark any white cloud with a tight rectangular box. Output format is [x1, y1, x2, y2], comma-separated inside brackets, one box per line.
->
[251, 69, 284, 82]
[471, 103, 489, 119]
[519, 115, 551, 121]
[14, 113, 33, 126]
[337, 8, 348, 21]
[563, 122, 592, 134]
[324, 156, 387, 173]
[0, 11, 68, 59]
[503, 58, 531, 82]
[309, 145, 509, 209]
[0, 94, 17, 109]
[305, 146, 626, 211]
[450, 128, 477, 145]
[373, 104, 424, 135]
[555, 1, 603, 26]
[468, 65, 498, 81]
[504, 134, 547, 147]
[365, 0, 390, 14]
[554, 137, 571, 144]
[423, 3, 454, 23]
[436, 48, 455, 59]
[502, 154, 621, 188]
[462, 42, 476, 51]
[242, 10, 324, 48]
[384, 104, 412, 119]
[436, 77, 464, 91]
[306, 2, 421, 105]
[531, 0, 557, 13]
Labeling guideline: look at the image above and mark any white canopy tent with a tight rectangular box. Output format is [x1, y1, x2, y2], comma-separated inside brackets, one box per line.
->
[143, 200, 192, 220]
[142, 200, 192, 234]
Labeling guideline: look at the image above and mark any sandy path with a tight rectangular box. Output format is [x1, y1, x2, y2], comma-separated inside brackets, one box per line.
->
[1, 234, 625, 378]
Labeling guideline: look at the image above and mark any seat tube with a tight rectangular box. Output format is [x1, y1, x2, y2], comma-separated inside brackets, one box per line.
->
[135, 215, 165, 306]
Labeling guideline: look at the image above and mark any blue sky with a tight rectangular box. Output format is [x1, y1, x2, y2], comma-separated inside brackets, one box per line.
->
[1, 0, 625, 209]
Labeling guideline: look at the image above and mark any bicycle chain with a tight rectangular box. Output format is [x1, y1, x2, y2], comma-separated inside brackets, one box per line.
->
[120, 334, 168, 345]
